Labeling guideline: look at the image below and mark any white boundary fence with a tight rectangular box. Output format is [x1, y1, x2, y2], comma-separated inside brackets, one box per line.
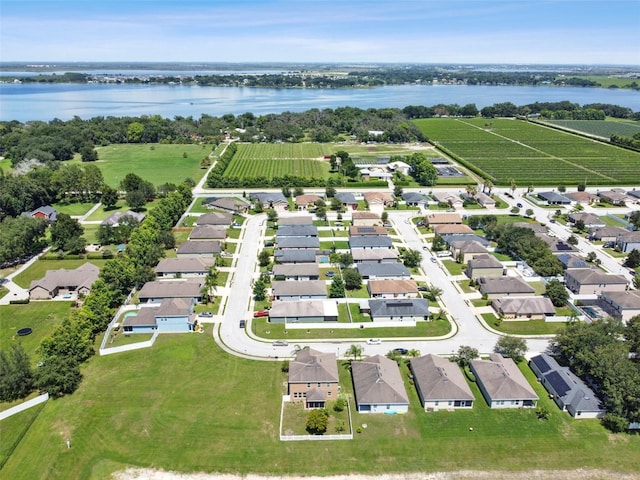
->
[279, 395, 354, 441]
[100, 330, 159, 356]
[0, 393, 49, 421]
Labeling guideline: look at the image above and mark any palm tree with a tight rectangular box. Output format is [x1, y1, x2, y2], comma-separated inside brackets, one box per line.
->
[482, 178, 494, 195]
[408, 349, 421, 358]
[427, 286, 443, 302]
[201, 267, 219, 303]
[345, 344, 363, 361]
[509, 178, 517, 195]
[465, 184, 477, 199]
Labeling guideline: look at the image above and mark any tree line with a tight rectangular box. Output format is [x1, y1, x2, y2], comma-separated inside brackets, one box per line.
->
[0, 181, 193, 401]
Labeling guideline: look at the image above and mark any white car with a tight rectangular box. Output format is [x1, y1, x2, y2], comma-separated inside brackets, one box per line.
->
[366, 338, 382, 345]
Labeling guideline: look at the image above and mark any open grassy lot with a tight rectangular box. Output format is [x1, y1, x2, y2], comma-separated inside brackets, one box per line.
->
[52, 202, 96, 216]
[76, 144, 212, 188]
[414, 117, 640, 186]
[2, 333, 638, 479]
[0, 302, 73, 361]
[481, 313, 568, 335]
[13, 259, 109, 289]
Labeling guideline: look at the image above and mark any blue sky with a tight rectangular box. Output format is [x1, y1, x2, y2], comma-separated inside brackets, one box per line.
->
[1, 0, 639, 65]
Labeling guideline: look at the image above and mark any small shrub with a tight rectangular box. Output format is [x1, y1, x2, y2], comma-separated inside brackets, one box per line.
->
[333, 397, 346, 412]
[356, 426, 363, 434]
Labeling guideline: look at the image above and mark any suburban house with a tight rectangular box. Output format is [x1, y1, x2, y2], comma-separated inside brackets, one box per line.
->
[431, 191, 463, 209]
[272, 263, 320, 281]
[349, 225, 388, 236]
[294, 194, 323, 210]
[29, 263, 100, 300]
[557, 253, 588, 270]
[565, 191, 600, 204]
[368, 298, 429, 322]
[101, 210, 145, 227]
[470, 353, 539, 409]
[433, 224, 475, 236]
[274, 249, 318, 264]
[450, 240, 489, 264]
[195, 211, 233, 226]
[249, 192, 289, 211]
[20, 205, 58, 222]
[401, 192, 427, 207]
[368, 279, 419, 298]
[425, 213, 462, 226]
[598, 290, 640, 322]
[155, 257, 216, 278]
[268, 300, 339, 323]
[442, 234, 490, 248]
[512, 222, 548, 234]
[288, 349, 339, 409]
[189, 225, 227, 240]
[536, 233, 578, 254]
[137, 279, 204, 303]
[351, 355, 410, 414]
[410, 354, 474, 411]
[474, 191, 496, 208]
[122, 298, 196, 334]
[363, 191, 394, 207]
[567, 212, 605, 229]
[271, 280, 327, 301]
[176, 240, 222, 257]
[387, 160, 411, 176]
[537, 191, 572, 205]
[529, 353, 605, 419]
[477, 276, 535, 299]
[492, 296, 556, 320]
[277, 225, 318, 237]
[335, 192, 358, 210]
[352, 211, 380, 226]
[356, 262, 410, 279]
[352, 249, 399, 264]
[615, 231, 640, 253]
[279, 215, 314, 226]
[564, 268, 628, 295]
[276, 236, 320, 250]
[597, 190, 629, 205]
[466, 255, 505, 280]
[202, 197, 249, 213]
[588, 226, 629, 242]
[349, 236, 393, 250]
[627, 190, 640, 202]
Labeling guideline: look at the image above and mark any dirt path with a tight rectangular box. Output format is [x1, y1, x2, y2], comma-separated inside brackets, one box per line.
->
[113, 468, 640, 480]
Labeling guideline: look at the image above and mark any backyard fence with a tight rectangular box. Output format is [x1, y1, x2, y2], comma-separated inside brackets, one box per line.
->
[0, 393, 49, 421]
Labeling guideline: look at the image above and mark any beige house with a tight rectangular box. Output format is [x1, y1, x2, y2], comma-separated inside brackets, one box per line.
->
[475, 191, 496, 208]
[431, 191, 463, 209]
[477, 276, 535, 299]
[294, 194, 323, 210]
[367, 279, 419, 298]
[189, 225, 227, 240]
[352, 211, 380, 226]
[363, 191, 394, 206]
[29, 263, 99, 300]
[470, 354, 538, 409]
[349, 225, 388, 236]
[410, 354, 474, 411]
[564, 268, 628, 295]
[598, 290, 640, 322]
[492, 296, 556, 320]
[588, 226, 629, 242]
[425, 213, 462, 226]
[196, 211, 233, 226]
[434, 224, 475, 236]
[466, 255, 504, 280]
[288, 349, 339, 409]
[450, 240, 489, 264]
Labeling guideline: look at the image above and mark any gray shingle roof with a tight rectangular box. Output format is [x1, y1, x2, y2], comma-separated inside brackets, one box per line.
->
[478, 277, 535, 295]
[352, 355, 409, 406]
[137, 279, 204, 300]
[272, 280, 327, 297]
[29, 262, 100, 293]
[565, 268, 628, 287]
[356, 262, 410, 278]
[279, 215, 314, 225]
[349, 236, 393, 248]
[273, 263, 320, 277]
[196, 211, 233, 226]
[410, 354, 474, 402]
[470, 354, 538, 401]
[176, 240, 222, 255]
[155, 257, 216, 275]
[289, 349, 338, 384]
[189, 225, 227, 239]
[274, 249, 318, 263]
[492, 296, 555, 316]
[276, 236, 320, 249]
[369, 299, 429, 318]
[277, 225, 318, 237]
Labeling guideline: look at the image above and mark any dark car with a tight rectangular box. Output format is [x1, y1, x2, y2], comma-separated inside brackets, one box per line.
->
[516, 202, 523, 208]
[326, 271, 336, 277]
[239, 319, 246, 328]
[393, 348, 409, 355]
[264, 241, 274, 247]
[417, 286, 429, 292]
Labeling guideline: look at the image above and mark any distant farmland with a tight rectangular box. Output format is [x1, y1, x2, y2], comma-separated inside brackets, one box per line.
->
[414, 118, 640, 186]
[223, 143, 331, 179]
[542, 119, 640, 139]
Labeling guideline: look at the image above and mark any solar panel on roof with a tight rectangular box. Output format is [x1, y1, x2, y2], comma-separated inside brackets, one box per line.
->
[359, 227, 375, 233]
[531, 355, 552, 374]
[387, 302, 413, 307]
[545, 371, 572, 397]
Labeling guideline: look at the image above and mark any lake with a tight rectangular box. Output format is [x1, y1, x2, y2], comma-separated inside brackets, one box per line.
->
[0, 82, 639, 122]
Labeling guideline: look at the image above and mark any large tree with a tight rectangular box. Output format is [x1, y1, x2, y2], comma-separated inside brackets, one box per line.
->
[342, 268, 362, 290]
[545, 279, 569, 307]
[50, 213, 84, 252]
[494, 335, 527, 362]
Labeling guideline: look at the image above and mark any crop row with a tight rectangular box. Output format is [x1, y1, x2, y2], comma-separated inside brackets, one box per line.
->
[234, 143, 327, 161]
[224, 158, 329, 179]
[545, 120, 640, 139]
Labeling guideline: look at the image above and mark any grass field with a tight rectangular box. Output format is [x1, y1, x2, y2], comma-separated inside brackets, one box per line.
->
[414, 117, 640, 186]
[52, 202, 96, 217]
[73, 144, 213, 188]
[0, 302, 73, 362]
[12, 259, 109, 289]
[543, 119, 640, 139]
[2, 333, 638, 479]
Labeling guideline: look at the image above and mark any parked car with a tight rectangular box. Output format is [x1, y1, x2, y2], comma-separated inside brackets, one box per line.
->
[422, 245, 429, 250]
[265, 241, 274, 247]
[272, 340, 289, 346]
[253, 310, 269, 318]
[366, 338, 382, 345]
[603, 242, 614, 248]
[239, 319, 246, 328]
[326, 271, 336, 277]
[200, 311, 213, 318]
[417, 286, 429, 292]
[430, 257, 437, 263]
[516, 202, 523, 208]
[393, 348, 408, 355]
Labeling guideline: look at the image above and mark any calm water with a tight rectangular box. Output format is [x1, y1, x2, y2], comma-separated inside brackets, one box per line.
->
[1, 82, 639, 122]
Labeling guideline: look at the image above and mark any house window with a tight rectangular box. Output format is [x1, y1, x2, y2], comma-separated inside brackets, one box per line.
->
[307, 383, 311, 387]
[326, 383, 331, 387]
[327, 391, 332, 396]
[435, 401, 439, 406]
[317, 383, 321, 387]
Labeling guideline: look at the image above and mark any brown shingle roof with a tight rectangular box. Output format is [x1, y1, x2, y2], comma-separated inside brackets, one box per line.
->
[368, 279, 418, 295]
[289, 349, 338, 384]
[352, 355, 409, 406]
[410, 354, 474, 402]
[470, 354, 538, 401]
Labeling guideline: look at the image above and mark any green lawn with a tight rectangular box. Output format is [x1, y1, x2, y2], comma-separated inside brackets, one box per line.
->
[52, 202, 96, 216]
[12, 259, 109, 289]
[252, 317, 451, 340]
[481, 313, 568, 335]
[442, 259, 465, 275]
[2, 334, 638, 479]
[79, 143, 212, 188]
[0, 302, 73, 362]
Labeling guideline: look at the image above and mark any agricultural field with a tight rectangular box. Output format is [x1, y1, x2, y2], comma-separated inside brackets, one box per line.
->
[71, 143, 213, 187]
[414, 117, 640, 186]
[543, 119, 640, 139]
[224, 143, 331, 179]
